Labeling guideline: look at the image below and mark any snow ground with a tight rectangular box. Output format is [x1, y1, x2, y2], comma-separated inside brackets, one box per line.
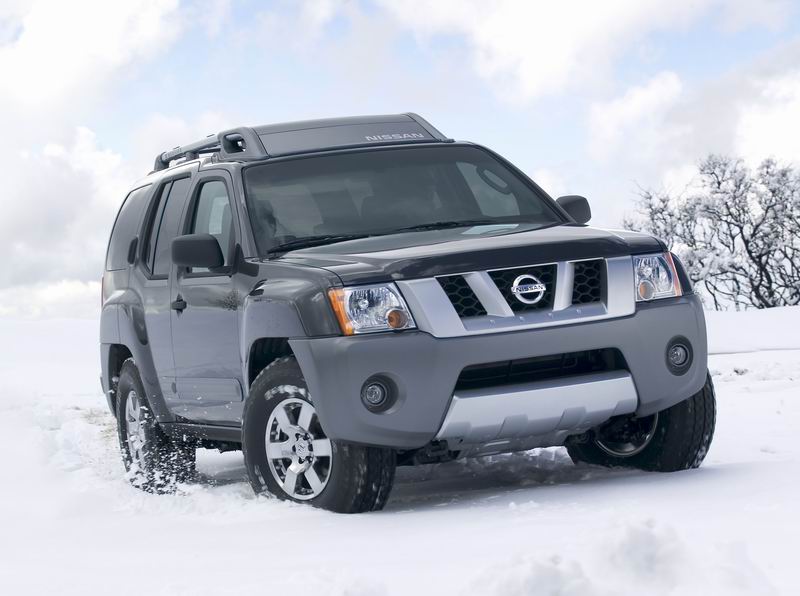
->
[0, 314, 798, 595]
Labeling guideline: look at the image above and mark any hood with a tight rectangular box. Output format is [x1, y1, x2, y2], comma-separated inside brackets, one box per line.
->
[273, 223, 664, 284]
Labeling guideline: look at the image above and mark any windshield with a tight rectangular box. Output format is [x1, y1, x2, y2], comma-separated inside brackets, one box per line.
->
[242, 145, 564, 254]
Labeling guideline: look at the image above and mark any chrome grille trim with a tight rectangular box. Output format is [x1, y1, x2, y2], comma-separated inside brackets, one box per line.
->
[463, 272, 514, 317]
[553, 260, 575, 311]
[395, 256, 635, 338]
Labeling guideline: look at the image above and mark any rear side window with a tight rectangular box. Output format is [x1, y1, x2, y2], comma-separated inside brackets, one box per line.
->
[106, 185, 151, 271]
[142, 182, 172, 273]
[151, 177, 192, 277]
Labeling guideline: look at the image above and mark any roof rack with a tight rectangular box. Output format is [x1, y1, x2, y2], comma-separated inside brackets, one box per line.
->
[152, 113, 451, 172]
[153, 127, 266, 172]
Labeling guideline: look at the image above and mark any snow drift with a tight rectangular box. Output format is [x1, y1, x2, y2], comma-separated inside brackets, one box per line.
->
[0, 309, 798, 595]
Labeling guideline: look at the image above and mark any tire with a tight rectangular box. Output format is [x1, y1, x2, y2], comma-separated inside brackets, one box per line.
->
[242, 356, 396, 513]
[566, 373, 716, 472]
[116, 359, 196, 492]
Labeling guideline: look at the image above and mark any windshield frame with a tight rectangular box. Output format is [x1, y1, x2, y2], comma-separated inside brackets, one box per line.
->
[240, 142, 568, 256]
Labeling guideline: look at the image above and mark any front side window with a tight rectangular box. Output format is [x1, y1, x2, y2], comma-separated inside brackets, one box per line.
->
[243, 145, 563, 254]
[188, 180, 235, 272]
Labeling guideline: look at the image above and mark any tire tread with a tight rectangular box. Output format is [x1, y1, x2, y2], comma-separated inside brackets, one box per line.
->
[567, 373, 716, 472]
[243, 356, 395, 513]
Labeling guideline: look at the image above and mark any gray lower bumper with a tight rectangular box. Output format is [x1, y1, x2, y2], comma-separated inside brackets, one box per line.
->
[290, 295, 708, 449]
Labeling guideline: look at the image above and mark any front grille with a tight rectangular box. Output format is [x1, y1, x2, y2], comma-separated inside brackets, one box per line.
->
[572, 259, 603, 305]
[488, 264, 557, 312]
[438, 275, 487, 318]
[455, 348, 627, 391]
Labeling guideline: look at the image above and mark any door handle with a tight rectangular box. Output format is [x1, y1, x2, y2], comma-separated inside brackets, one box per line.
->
[171, 296, 187, 312]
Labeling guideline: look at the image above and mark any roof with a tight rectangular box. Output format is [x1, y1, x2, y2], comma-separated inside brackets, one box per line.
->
[152, 113, 451, 172]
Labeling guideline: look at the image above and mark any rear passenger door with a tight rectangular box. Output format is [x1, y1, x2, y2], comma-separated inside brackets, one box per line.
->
[133, 176, 193, 408]
[170, 173, 243, 424]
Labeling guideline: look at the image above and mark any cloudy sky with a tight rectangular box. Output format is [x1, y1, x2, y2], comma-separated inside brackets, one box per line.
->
[1, 0, 799, 317]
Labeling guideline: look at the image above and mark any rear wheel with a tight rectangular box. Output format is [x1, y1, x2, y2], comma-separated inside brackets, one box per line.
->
[243, 357, 395, 513]
[116, 359, 196, 492]
[567, 373, 716, 471]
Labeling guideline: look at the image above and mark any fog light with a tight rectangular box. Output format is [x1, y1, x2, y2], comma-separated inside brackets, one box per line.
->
[665, 336, 693, 375]
[668, 344, 689, 367]
[362, 382, 388, 406]
[361, 376, 398, 412]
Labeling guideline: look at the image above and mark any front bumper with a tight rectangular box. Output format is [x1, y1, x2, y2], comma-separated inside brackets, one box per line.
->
[290, 294, 707, 449]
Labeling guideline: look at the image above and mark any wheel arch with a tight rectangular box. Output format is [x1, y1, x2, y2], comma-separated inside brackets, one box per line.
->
[105, 343, 133, 416]
[246, 337, 295, 390]
[115, 298, 175, 423]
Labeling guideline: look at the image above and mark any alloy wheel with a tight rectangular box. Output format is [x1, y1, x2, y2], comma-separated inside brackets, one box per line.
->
[595, 413, 659, 458]
[265, 398, 333, 500]
[125, 390, 147, 467]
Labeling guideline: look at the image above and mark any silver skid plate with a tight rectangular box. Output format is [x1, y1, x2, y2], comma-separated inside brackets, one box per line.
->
[436, 370, 638, 446]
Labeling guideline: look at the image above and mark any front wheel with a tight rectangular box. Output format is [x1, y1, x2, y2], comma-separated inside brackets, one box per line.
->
[242, 357, 395, 513]
[567, 373, 716, 472]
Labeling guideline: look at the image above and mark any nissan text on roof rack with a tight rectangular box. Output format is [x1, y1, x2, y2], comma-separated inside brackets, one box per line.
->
[100, 113, 716, 513]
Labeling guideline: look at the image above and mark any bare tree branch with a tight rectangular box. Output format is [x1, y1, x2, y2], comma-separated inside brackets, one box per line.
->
[625, 155, 800, 310]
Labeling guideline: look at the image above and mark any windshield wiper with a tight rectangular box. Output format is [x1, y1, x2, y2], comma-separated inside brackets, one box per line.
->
[386, 219, 498, 234]
[267, 234, 370, 255]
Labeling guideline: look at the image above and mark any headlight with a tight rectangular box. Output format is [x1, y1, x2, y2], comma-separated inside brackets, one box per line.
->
[328, 283, 416, 335]
[634, 253, 683, 301]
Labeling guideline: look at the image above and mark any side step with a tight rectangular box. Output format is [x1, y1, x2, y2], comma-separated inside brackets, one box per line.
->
[161, 422, 242, 443]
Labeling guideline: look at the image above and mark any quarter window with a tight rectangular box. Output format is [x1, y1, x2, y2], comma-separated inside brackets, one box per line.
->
[105, 185, 151, 271]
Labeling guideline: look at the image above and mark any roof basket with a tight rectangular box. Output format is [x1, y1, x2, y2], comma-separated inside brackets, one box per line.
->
[153, 127, 267, 171]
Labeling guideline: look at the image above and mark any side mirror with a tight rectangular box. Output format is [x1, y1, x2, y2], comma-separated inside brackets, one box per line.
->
[172, 234, 224, 269]
[556, 195, 591, 224]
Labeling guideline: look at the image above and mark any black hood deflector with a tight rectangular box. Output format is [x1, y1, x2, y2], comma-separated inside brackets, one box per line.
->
[270, 224, 665, 284]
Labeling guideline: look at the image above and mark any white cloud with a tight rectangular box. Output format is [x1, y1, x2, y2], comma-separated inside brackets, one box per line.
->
[735, 72, 800, 165]
[299, 0, 338, 34]
[130, 111, 236, 173]
[718, 0, 792, 32]
[0, 0, 798, 319]
[585, 40, 800, 225]
[589, 71, 684, 162]
[0, 0, 181, 111]
[0, 128, 134, 289]
[257, 0, 342, 49]
[0, 280, 100, 319]
[193, 0, 232, 38]
[531, 169, 567, 198]
[0, 0, 185, 302]
[375, 0, 792, 102]
[587, 41, 800, 172]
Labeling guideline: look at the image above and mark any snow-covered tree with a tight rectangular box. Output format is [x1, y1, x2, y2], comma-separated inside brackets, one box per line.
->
[625, 156, 800, 310]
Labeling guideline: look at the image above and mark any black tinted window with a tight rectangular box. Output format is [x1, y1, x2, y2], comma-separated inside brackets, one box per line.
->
[152, 177, 192, 277]
[142, 182, 172, 273]
[106, 185, 151, 271]
[189, 180, 234, 273]
[243, 146, 562, 254]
